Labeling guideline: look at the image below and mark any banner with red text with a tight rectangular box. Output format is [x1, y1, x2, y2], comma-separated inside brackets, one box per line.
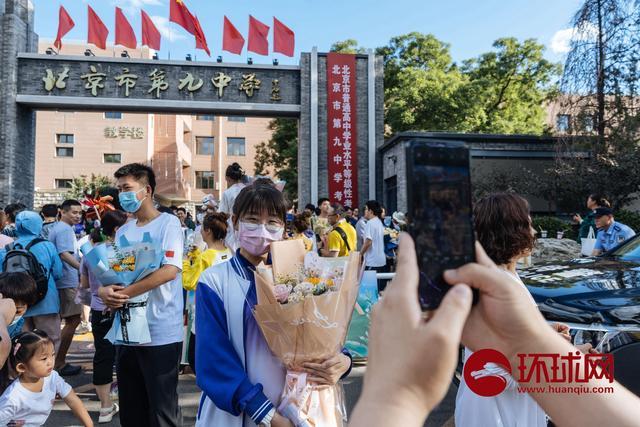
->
[327, 53, 358, 209]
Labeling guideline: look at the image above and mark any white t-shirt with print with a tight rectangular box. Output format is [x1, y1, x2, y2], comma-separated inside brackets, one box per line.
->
[115, 212, 185, 346]
[363, 217, 386, 268]
[0, 370, 72, 427]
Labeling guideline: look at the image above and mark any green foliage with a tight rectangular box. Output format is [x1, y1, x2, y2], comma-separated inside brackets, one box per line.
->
[460, 38, 561, 134]
[254, 118, 299, 202]
[69, 174, 113, 200]
[330, 40, 367, 54]
[614, 210, 640, 235]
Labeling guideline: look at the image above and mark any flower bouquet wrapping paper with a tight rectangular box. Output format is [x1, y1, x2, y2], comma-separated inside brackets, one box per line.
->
[252, 239, 361, 427]
[80, 232, 165, 344]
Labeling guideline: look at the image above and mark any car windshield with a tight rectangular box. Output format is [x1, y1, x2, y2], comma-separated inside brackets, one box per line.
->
[610, 235, 640, 261]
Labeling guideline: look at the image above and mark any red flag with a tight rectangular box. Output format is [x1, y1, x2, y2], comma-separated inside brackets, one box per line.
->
[248, 15, 269, 55]
[141, 10, 161, 51]
[115, 7, 137, 49]
[54, 6, 75, 50]
[170, 0, 197, 35]
[87, 6, 109, 50]
[222, 16, 245, 55]
[273, 17, 295, 57]
[193, 15, 211, 56]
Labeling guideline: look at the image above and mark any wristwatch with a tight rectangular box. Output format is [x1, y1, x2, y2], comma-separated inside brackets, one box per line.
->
[259, 408, 276, 427]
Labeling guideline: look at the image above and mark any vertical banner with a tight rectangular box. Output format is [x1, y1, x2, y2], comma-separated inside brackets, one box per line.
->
[327, 53, 358, 209]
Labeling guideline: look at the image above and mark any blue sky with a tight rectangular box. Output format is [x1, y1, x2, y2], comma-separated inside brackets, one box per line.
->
[33, 0, 583, 65]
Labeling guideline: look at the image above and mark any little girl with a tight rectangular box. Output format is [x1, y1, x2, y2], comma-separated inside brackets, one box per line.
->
[0, 330, 93, 426]
[183, 212, 232, 372]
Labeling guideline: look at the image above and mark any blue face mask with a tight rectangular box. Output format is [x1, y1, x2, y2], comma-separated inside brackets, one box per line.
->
[7, 316, 24, 339]
[119, 189, 146, 213]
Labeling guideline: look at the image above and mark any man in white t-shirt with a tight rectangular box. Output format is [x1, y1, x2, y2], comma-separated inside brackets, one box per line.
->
[98, 163, 184, 427]
[361, 200, 388, 292]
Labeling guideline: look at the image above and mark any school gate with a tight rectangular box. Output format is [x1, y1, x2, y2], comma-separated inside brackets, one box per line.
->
[0, 0, 383, 209]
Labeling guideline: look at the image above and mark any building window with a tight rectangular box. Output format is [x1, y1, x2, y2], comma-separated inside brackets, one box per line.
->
[196, 171, 216, 189]
[55, 147, 74, 157]
[196, 115, 215, 121]
[228, 116, 246, 123]
[104, 112, 123, 119]
[56, 134, 74, 144]
[556, 114, 571, 133]
[103, 153, 122, 163]
[582, 115, 595, 132]
[227, 137, 246, 156]
[55, 179, 72, 189]
[196, 136, 215, 155]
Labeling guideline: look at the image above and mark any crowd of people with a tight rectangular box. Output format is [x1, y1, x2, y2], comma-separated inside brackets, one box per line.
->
[0, 161, 638, 427]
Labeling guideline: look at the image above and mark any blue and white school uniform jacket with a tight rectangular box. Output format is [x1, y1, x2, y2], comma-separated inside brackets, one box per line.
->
[195, 252, 286, 427]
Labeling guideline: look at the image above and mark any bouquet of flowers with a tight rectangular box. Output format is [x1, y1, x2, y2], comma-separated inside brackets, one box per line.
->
[80, 232, 165, 344]
[252, 239, 361, 427]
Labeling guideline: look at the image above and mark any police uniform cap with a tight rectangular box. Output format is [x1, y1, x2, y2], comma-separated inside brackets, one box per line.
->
[594, 207, 614, 217]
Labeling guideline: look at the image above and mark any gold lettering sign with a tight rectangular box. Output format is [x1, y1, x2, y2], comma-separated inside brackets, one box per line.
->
[114, 68, 138, 97]
[80, 65, 107, 97]
[211, 72, 232, 98]
[271, 79, 282, 102]
[239, 73, 261, 97]
[178, 72, 204, 92]
[148, 69, 169, 98]
[43, 67, 69, 92]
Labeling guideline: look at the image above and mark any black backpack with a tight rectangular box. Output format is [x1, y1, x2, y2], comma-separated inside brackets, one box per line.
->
[2, 239, 50, 304]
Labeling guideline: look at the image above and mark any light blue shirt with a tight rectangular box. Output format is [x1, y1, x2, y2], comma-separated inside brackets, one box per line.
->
[594, 221, 636, 252]
[48, 221, 80, 289]
[0, 211, 63, 317]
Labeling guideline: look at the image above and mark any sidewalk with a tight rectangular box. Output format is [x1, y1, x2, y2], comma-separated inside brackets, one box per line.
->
[46, 335, 455, 426]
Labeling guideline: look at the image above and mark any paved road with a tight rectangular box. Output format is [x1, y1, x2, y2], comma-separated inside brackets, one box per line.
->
[46, 335, 456, 426]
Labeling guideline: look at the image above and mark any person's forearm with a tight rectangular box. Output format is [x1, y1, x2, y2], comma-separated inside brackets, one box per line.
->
[361, 240, 371, 255]
[510, 332, 640, 427]
[121, 265, 179, 299]
[60, 252, 80, 270]
[65, 392, 93, 427]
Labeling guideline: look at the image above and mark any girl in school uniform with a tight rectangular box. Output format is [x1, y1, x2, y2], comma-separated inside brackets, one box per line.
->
[195, 181, 353, 427]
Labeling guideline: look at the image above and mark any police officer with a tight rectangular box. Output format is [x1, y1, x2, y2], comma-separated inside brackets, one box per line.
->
[592, 207, 636, 256]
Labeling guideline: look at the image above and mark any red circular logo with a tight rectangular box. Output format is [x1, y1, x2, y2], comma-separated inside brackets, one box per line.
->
[463, 349, 512, 397]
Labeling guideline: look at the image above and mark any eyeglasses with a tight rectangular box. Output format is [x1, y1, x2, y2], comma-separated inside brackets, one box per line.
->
[240, 220, 283, 234]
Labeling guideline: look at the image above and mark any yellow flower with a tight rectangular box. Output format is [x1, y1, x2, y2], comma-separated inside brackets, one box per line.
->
[307, 277, 321, 285]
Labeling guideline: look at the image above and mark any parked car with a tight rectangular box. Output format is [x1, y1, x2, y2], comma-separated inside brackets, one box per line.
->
[521, 233, 640, 395]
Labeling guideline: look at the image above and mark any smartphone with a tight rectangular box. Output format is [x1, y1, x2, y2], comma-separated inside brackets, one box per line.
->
[406, 140, 477, 310]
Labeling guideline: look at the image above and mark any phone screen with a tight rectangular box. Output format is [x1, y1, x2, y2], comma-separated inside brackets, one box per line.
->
[407, 141, 476, 310]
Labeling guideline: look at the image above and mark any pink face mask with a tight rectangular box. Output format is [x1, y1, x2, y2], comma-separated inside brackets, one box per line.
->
[237, 221, 284, 257]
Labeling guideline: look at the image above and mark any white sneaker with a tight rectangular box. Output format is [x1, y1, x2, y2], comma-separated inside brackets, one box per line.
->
[99, 403, 119, 423]
[75, 322, 91, 335]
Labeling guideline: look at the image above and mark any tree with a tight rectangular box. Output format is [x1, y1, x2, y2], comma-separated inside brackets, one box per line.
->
[561, 0, 640, 142]
[377, 33, 561, 135]
[68, 174, 113, 199]
[254, 118, 299, 202]
[460, 38, 561, 134]
[330, 39, 367, 54]
[376, 33, 469, 133]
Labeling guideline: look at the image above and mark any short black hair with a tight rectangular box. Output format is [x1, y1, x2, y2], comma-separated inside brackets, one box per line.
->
[233, 182, 288, 225]
[60, 199, 82, 212]
[158, 206, 175, 215]
[176, 207, 187, 214]
[4, 203, 26, 223]
[114, 163, 156, 194]
[331, 203, 346, 217]
[317, 198, 330, 206]
[365, 200, 383, 218]
[0, 272, 38, 306]
[203, 212, 229, 240]
[304, 204, 315, 211]
[40, 204, 59, 218]
[226, 163, 245, 182]
[344, 205, 352, 211]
